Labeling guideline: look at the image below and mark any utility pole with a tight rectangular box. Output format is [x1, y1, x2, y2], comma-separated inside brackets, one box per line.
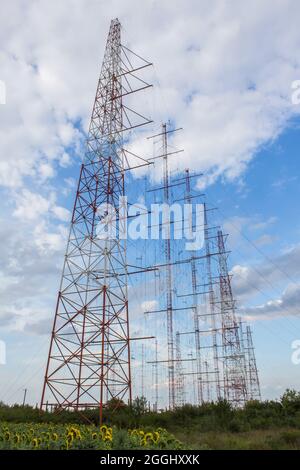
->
[22, 388, 27, 407]
[141, 344, 145, 398]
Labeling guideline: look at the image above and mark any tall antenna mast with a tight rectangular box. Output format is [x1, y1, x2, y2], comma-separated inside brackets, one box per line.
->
[175, 332, 185, 406]
[185, 169, 203, 404]
[162, 123, 175, 409]
[204, 203, 222, 400]
[217, 230, 247, 405]
[245, 325, 261, 400]
[40, 19, 152, 423]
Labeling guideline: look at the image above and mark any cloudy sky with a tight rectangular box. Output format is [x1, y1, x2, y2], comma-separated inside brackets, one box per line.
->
[1, 0, 300, 405]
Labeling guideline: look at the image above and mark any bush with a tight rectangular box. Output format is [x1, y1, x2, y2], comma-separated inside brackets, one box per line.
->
[1, 389, 300, 437]
[281, 389, 300, 413]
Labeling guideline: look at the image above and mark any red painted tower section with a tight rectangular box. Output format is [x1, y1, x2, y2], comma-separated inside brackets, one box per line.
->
[40, 19, 152, 422]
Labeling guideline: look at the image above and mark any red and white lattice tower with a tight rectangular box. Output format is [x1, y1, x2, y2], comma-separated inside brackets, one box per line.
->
[40, 19, 152, 422]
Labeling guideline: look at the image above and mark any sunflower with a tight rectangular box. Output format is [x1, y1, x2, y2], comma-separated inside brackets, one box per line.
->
[32, 438, 39, 448]
[142, 432, 154, 446]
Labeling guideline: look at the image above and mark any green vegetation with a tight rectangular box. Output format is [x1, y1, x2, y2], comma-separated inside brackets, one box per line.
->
[173, 428, 300, 450]
[1, 389, 300, 449]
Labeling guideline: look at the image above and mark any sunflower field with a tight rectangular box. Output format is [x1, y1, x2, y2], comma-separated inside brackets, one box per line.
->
[0, 423, 184, 450]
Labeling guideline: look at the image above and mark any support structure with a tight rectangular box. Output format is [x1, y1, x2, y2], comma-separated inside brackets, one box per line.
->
[185, 169, 203, 405]
[144, 185, 260, 408]
[204, 204, 222, 400]
[153, 339, 159, 411]
[40, 19, 152, 422]
[162, 124, 175, 409]
[175, 332, 185, 407]
[245, 325, 261, 400]
[217, 230, 247, 405]
[141, 344, 145, 397]
[204, 361, 211, 402]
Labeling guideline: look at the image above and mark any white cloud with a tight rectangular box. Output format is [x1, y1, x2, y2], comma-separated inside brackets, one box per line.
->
[141, 300, 158, 313]
[222, 214, 278, 250]
[241, 282, 300, 320]
[12, 188, 70, 222]
[59, 152, 72, 168]
[232, 243, 300, 302]
[13, 189, 51, 220]
[39, 163, 55, 181]
[0, 216, 65, 334]
[251, 217, 278, 231]
[33, 221, 67, 253]
[51, 205, 70, 222]
[254, 233, 277, 247]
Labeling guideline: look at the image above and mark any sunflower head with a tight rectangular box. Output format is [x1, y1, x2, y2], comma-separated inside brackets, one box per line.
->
[32, 438, 39, 448]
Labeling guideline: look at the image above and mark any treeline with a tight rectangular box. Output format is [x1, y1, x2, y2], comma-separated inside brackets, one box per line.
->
[1, 389, 300, 433]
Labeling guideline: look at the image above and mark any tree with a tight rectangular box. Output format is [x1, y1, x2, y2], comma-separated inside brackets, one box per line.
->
[281, 389, 300, 412]
[131, 396, 148, 417]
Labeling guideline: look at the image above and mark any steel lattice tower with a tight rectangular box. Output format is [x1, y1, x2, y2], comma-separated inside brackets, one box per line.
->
[204, 204, 222, 400]
[40, 19, 152, 422]
[185, 169, 203, 405]
[217, 230, 247, 405]
[245, 325, 261, 400]
[175, 332, 185, 407]
[162, 123, 175, 409]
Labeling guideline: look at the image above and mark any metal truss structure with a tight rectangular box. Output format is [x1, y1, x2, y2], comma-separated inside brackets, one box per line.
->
[217, 230, 248, 405]
[244, 324, 261, 400]
[40, 19, 152, 422]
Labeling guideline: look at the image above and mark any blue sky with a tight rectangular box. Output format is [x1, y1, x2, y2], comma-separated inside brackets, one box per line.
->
[206, 121, 300, 398]
[1, 0, 300, 405]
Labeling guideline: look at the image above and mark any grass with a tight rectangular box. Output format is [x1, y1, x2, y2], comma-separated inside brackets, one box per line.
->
[173, 427, 300, 450]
